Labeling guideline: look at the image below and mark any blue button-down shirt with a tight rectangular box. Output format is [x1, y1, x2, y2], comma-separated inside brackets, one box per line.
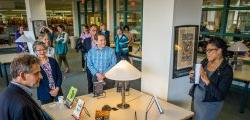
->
[87, 46, 116, 76]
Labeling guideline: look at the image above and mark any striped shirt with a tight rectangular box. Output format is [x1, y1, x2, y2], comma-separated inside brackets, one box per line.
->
[87, 46, 116, 76]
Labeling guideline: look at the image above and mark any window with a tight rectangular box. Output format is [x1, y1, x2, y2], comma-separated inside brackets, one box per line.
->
[202, 0, 224, 8]
[230, 0, 250, 7]
[114, 0, 143, 42]
[201, 11, 222, 32]
[200, 0, 250, 41]
[77, 0, 106, 34]
[226, 10, 250, 34]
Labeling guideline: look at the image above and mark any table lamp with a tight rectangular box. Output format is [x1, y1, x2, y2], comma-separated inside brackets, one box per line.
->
[105, 60, 141, 109]
[227, 41, 249, 70]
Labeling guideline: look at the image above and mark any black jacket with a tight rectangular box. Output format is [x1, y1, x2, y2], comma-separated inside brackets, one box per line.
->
[75, 37, 92, 53]
[0, 83, 47, 120]
[37, 57, 63, 101]
[189, 58, 233, 102]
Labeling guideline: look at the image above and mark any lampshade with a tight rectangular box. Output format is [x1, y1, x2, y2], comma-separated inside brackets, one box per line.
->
[227, 41, 249, 52]
[105, 60, 141, 81]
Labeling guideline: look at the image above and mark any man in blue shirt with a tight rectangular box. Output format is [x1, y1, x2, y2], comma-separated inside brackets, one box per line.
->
[87, 34, 116, 90]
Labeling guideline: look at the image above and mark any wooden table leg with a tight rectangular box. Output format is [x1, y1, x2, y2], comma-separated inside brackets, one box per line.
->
[240, 81, 249, 113]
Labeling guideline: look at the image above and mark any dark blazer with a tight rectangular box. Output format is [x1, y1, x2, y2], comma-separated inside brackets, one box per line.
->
[37, 57, 63, 101]
[0, 83, 45, 120]
[77, 37, 93, 53]
[189, 58, 233, 102]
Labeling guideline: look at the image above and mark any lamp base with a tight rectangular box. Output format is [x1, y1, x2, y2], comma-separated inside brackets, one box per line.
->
[117, 103, 130, 109]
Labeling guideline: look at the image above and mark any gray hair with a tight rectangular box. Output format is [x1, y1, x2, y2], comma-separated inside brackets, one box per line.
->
[10, 54, 40, 79]
[32, 40, 47, 52]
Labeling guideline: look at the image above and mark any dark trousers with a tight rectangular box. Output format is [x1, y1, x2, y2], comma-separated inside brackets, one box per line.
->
[86, 67, 93, 93]
[81, 52, 85, 69]
[57, 55, 69, 69]
[115, 53, 129, 62]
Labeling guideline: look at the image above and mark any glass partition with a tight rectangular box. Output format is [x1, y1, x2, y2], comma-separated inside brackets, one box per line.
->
[226, 10, 250, 34]
[202, 0, 224, 8]
[114, 0, 143, 42]
[230, 0, 250, 7]
[77, 0, 106, 34]
[201, 11, 222, 32]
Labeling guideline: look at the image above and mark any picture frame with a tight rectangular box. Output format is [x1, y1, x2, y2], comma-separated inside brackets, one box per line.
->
[173, 25, 199, 78]
[32, 20, 46, 37]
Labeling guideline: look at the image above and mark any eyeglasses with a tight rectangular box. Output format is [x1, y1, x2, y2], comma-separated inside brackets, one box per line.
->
[36, 49, 46, 52]
[206, 48, 218, 53]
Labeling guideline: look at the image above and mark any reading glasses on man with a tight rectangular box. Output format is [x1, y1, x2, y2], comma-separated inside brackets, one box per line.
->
[206, 48, 218, 53]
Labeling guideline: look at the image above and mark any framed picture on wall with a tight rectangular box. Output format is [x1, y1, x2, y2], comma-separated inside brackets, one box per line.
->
[173, 25, 199, 78]
[32, 20, 46, 38]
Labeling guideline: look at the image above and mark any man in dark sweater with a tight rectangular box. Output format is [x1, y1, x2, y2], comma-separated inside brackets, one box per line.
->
[83, 24, 98, 93]
[0, 54, 50, 120]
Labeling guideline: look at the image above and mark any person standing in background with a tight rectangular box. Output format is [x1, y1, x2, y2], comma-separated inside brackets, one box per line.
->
[100, 23, 110, 47]
[79, 25, 91, 71]
[114, 27, 129, 62]
[55, 24, 70, 73]
[80, 25, 91, 40]
[40, 25, 55, 47]
[123, 25, 134, 52]
[15, 25, 27, 53]
[83, 24, 98, 93]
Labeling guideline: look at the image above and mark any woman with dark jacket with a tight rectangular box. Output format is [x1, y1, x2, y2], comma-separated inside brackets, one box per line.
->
[33, 41, 63, 104]
[189, 37, 233, 120]
[15, 25, 27, 53]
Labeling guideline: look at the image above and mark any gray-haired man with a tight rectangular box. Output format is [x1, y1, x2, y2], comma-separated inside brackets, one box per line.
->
[0, 54, 51, 120]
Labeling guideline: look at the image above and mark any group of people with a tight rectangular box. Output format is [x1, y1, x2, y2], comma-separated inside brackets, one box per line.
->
[15, 25, 70, 73]
[0, 23, 134, 119]
[0, 23, 234, 120]
[14, 25, 67, 105]
[77, 24, 135, 93]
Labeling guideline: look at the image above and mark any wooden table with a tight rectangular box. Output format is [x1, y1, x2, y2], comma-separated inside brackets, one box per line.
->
[42, 88, 194, 120]
[0, 53, 18, 86]
[234, 65, 250, 113]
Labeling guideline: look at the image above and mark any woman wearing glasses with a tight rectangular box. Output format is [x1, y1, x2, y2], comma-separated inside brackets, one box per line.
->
[189, 37, 233, 120]
[33, 41, 63, 104]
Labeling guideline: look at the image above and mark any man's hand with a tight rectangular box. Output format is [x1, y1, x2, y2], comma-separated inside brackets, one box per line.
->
[49, 87, 59, 97]
[96, 73, 105, 81]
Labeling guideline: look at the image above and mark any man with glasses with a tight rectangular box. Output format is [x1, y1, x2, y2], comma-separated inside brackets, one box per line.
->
[0, 54, 52, 120]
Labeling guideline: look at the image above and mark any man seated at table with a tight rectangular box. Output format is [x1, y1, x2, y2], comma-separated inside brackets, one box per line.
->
[0, 54, 51, 120]
[87, 34, 116, 90]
